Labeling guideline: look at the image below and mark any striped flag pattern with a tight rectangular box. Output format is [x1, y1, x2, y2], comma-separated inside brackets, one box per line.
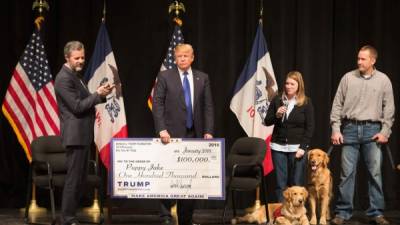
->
[230, 23, 277, 175]
[84, 22, 128, 169]
[2, 29, 60, 161]
[147, 25, 184, 110]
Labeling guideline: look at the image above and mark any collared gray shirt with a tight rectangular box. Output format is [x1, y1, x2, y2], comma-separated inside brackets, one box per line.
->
[330, 69, 395, 137]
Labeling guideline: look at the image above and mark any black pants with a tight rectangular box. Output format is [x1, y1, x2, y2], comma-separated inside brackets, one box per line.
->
[61, 145, 89, 225]
[160, 128, 196, 225]
[161, 199, 195, 225]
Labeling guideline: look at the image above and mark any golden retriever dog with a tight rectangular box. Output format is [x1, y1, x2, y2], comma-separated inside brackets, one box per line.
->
[275, 186, 309, 225]
[231, 204, 267, 225]
[307, 149, 332, 225]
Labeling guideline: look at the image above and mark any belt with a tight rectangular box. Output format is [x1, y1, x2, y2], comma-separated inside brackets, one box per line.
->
[343, 119, 380, 125]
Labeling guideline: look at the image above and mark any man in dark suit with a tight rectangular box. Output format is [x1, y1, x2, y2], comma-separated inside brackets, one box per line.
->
[152, 43, 214, 225]
[54, 41, 113, 225]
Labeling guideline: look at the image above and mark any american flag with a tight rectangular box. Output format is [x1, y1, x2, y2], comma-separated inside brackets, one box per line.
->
[147, 25, 184, 110]
[1, 29, 60, 162]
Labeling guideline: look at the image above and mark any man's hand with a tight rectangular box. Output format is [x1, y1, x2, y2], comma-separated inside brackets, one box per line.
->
[372, 133, 388, 144]
[104, 83, 115, 91]
[204, 133, 213, 139]
[96, 83, 114, 97]
[159, 130, 171, 144]
[331, 131, 344, 145]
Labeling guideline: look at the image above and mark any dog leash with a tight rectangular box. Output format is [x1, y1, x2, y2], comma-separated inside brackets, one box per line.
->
[384, 144, 396, 170]
[326, 145, 334, 157]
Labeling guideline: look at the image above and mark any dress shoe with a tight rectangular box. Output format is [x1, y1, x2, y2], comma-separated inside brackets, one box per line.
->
[370, 215, 390, 225]
[161, 217, 173, 225]
[63, 221, 80, 225]
[331, 216, 345, 225]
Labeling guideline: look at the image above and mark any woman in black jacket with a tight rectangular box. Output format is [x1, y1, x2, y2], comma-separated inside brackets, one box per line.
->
[264, 71, 314, 202]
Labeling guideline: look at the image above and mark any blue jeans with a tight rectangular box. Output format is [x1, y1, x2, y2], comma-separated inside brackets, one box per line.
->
[335, 122, 385, 220]
[272, 150, 306, 202]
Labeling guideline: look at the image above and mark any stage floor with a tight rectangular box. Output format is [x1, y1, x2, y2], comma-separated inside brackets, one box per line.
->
[1, 208, 400, 225]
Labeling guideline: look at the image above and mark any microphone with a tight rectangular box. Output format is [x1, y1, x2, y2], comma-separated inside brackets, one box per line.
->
[281, 96, 289, 121]
[282, 99, 289, 107]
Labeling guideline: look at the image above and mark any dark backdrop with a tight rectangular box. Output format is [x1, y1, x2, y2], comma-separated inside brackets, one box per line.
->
[1, 0, 400, 211]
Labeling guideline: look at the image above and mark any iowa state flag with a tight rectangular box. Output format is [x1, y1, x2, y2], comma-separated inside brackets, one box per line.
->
[84, 22, 128, 169]
[230, 23, 277, 175]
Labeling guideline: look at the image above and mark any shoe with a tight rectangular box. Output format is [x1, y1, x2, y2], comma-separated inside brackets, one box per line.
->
[161, 218, 173, 225]
[59, 221, 80, 225]
[65, 220, 80, 225]
[60, 222, 80, 225]
[331, 216, 345, 225]
[370, 215, 390, 225]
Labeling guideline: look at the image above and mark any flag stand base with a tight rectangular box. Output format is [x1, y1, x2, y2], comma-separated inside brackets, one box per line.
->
[83, 199, 101, 213]
[171, 203, 178, 225]
[20, 200, 47, 213]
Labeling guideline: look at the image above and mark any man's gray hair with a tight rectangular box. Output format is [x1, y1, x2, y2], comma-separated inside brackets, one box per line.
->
[64, 41, 84, 57]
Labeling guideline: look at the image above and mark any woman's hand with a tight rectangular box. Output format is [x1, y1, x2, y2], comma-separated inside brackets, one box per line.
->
[276, 106, 287, 118]
[295, 148, 305, 158]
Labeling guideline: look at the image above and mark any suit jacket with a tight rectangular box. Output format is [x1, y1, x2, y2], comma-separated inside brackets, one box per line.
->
[264, 94, 314, 150]
[152, 68, 214, 138]
[54, 65, 104, 147]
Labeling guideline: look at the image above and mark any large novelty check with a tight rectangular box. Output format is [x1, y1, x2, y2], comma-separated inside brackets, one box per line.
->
[110, 138, 225, 200]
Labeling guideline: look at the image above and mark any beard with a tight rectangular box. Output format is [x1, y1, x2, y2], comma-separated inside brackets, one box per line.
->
[71, 63, 84, 72]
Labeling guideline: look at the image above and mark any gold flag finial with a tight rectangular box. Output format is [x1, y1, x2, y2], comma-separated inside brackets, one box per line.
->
[168, 1, 185, 26]
[34, 16, 44, 30]
[32, 0, 49, 30]
[32, 0, 49, 14]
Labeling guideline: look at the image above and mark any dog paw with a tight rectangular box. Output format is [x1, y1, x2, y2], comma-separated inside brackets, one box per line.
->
[319, 217, 327, 225]
[231, 218, 237, 225]
[275, 216, 286, 225]
[309, 217, 317, 225]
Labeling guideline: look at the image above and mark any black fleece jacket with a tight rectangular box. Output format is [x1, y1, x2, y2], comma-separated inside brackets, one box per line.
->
[264, 95, 314, 150]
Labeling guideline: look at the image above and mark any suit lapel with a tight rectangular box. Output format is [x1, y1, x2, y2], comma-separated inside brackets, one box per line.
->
[75, 75, 90, 95]
[68, 66, 90, 96]
[172, 69, 186, 109]
[79, 78, 89, 93]
[192, 70, 201, 110]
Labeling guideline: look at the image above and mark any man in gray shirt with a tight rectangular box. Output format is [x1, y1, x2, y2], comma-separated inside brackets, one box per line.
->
[330, 45, 394, 225]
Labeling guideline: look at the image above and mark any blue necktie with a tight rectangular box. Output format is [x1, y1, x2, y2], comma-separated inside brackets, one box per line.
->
[183, 71, 193, 129]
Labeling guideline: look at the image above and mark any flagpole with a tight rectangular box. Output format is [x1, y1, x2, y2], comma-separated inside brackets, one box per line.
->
[166, 2, 185, 223]
[83, 147, 101, 216]
[259, 0, 263, 23]
[102, 0, 106, 22]
[83, 0, 106, 216]
[244, 0, 266, 221]
[24, 0, 50, 215]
